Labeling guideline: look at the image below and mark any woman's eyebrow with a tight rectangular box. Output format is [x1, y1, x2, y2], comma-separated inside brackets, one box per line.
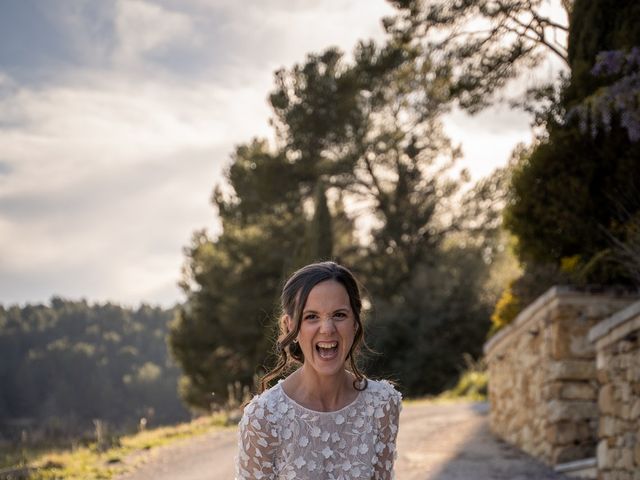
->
[302, 307, 350, 314]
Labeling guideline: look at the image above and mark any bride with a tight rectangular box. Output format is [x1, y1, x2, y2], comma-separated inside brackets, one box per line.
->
[235, 261, 402, 479]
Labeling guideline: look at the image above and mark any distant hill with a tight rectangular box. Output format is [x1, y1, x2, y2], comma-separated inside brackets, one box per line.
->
[0, 297, 190, 444]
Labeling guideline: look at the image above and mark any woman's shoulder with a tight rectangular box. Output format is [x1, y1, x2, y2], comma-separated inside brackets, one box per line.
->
[363, 378, 403, 406]
[240, 382, 286, 426]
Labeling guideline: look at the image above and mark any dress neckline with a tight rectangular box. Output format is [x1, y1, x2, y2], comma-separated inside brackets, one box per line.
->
[277, 381, 362, 415]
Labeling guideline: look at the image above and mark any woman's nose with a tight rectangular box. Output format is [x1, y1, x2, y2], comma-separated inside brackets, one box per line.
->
[319, 317, 336, 333]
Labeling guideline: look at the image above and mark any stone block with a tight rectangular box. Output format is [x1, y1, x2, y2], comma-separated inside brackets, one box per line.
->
[548, 420, 594, 444]
[631, 399, 640, 420]
[548, 400, 598, 423]
[627, 364, 640, 383]
[548, 360, 596, 381]
[598, 439, 611, 469]
[618, 448, 634, 469]
[623, 432, 636, 448]
[551, 319, 597, 360]
[560, 382, 597, 401]
[620, 403, 631, 420]
[620, 383, 631, 402]
[599, 384, 618, 415]
[597, 367, 610, 384]
[599, 416, 620, 437]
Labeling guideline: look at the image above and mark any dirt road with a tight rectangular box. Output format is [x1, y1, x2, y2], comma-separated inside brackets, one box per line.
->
[115, 401, 568, 480]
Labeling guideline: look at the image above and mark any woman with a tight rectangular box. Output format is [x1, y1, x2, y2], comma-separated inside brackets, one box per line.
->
[235, 261, 402, 479]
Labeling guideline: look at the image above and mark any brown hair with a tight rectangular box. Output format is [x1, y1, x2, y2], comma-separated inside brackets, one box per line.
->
[259, 261, 368, 393]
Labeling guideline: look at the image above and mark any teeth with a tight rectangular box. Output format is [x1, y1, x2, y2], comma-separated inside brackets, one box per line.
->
[317, 342, 338, 349]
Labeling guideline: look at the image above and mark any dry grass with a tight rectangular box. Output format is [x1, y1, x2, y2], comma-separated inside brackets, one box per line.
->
[6, 413, 230, 480]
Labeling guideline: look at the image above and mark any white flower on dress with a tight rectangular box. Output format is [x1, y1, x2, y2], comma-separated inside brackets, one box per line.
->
[307, 460, 317, 471]
[282, 427, 292, 440]
[298, 436, 309, 447]
[359, 443, 369, 454]
[250, 419, 262, 430]
[321, 446, 334, 458]
[354, 416, 364, 428]
[351, 466, 361, 477]
[293, 456, 306, 469]
[335, 413, 345, 425]
[342, 460, 352, 471]
[331, 432, 340, 443]
[321, 430, 330, 441]
[310, 426, 321, 437]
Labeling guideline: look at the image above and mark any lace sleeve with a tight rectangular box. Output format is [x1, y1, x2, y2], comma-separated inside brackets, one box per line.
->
[374, 385, 402, 480]
[235, 400, 278, 480]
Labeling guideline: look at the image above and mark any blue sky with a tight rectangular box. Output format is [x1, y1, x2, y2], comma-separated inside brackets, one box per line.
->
[0, 0, 544, 307]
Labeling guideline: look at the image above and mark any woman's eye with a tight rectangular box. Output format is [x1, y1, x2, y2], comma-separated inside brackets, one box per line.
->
[304, 314, 317, 321]
[334, 312, 347, 319]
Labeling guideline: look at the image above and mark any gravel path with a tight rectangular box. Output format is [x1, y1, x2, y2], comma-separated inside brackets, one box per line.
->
[395, 401, 569, 480]
[115, 400, 569, 480]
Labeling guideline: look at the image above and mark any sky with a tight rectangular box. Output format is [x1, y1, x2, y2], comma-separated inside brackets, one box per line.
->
[0, 0, 557, 308]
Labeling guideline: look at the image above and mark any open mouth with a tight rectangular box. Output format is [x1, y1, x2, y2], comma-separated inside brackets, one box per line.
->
[315, 341, 339, 360]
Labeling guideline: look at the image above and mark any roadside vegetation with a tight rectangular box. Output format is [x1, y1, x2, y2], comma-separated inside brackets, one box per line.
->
[1, 413, 229, 480]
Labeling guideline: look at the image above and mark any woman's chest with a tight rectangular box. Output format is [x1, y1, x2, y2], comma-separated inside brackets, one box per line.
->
[273, 409, 381, 480]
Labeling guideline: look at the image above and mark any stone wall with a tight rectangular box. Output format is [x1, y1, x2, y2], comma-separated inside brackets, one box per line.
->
[589, 300, 640, 479]
[483, 287, 638, 466]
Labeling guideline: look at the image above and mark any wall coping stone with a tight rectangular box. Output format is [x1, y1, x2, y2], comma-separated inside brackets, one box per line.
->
[588, 299, 640, 347]
[483, 286, 638, 358]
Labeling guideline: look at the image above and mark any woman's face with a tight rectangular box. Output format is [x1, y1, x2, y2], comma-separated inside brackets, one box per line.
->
[288, 280, 357, 379]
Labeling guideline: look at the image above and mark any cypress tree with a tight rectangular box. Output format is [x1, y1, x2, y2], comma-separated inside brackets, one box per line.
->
[504, 0, 640, 285]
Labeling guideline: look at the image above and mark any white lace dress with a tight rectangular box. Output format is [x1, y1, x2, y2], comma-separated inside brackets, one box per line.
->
[235, 379, 402, 480]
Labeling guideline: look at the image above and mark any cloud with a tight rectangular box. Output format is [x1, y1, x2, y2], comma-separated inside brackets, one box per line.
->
[443, 105, 533, 180]
[0, 71, 271, 195]
[0, 71, 269, 305]
[114, 0, 199, 66]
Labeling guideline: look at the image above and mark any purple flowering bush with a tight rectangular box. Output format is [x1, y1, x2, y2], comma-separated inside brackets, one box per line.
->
[568, 47, 640, 141]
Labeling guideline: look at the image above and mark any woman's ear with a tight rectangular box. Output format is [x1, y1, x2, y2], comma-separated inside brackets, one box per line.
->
[284, 314, 293, 334]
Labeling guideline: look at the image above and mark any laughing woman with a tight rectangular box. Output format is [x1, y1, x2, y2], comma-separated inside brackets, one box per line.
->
[235, 261, 402, 480]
